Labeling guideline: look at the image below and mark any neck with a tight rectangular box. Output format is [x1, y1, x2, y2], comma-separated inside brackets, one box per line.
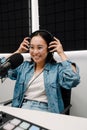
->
[35, 63, 45, 72]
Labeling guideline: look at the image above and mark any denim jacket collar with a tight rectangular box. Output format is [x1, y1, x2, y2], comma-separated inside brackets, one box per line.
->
[30, 61, 51, 72]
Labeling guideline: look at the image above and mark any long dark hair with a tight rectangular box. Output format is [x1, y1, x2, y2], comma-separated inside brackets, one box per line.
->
[30, 30, 56, 63]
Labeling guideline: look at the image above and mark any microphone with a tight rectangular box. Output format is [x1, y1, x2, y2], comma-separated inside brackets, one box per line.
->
[0, 53, 24, 78]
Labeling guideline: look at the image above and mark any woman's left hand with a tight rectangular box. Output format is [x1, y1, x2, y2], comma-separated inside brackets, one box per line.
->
[48, 37, 64, 55]
[48, 37, 77, 72]
[48, 37, 68, 61]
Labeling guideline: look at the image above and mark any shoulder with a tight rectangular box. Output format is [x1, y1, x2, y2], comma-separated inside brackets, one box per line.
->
[14, 61, 34, 73]
[48, 60, 75, 69]
[19, 60, 33, 68]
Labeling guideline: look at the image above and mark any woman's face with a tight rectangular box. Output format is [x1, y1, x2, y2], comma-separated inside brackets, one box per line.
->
[30, 35, 48, 65]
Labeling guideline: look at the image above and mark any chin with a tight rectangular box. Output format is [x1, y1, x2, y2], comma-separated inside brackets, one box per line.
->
[33, 59, 40, 63]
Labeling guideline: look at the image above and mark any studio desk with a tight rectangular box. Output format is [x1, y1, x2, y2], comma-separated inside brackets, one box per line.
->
[0, 105, 87, 130]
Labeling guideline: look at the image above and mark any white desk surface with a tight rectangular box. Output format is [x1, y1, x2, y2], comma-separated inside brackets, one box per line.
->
[0, 106, 87, 130]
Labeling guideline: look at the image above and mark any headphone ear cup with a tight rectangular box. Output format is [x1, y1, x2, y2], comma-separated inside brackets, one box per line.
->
[48, 46, 50, 52]
[48, 47, 53, 53]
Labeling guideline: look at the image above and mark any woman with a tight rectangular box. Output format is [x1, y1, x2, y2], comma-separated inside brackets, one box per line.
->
[0, 30, 80, 113]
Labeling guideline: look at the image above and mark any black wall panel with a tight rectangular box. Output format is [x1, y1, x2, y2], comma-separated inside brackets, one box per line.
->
[39, 0, 87, 51]
[0, 0, 31, 53]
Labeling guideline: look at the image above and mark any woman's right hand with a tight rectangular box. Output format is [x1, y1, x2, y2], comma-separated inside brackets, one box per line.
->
[16, 37, 30, 53]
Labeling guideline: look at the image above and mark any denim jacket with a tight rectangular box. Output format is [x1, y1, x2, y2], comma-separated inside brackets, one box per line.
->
[0, 58, 80, 113]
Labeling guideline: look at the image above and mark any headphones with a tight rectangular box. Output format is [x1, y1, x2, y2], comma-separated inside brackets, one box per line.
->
[30, 29, 55, 52]
[30, 29, 54, 41]
[37, 29, 54, 40]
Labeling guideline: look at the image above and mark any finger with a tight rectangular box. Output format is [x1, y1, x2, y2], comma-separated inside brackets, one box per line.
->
[24, 37, 30, 40]
[54, 37, 59, 41]
[24, 37, 31, 42]
[54, 37, 61, 43]
[21, 45, 29, 51]
[49, 41, 58, 46]
[25, 37, 31, 42]
[49, 44, 57, 48]
[49, 47, 57, 53]
[48, 44, 57, 52]
[22, 41, 29, 50]
[23, 39, 30, 45]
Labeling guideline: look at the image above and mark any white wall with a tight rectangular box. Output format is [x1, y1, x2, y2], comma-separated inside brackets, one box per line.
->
[31, 0, 39, 32]
[0, 51, 87, 118]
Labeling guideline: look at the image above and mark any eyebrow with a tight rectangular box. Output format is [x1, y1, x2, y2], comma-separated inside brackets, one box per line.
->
[30, 44, 44, 47]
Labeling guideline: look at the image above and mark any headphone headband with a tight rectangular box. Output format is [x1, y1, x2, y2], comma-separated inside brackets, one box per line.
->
[31, 29, 54, 40]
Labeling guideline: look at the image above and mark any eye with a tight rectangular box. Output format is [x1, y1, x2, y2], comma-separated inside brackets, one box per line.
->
[30, 45, 34, 49]
[38, 46, 43, 50]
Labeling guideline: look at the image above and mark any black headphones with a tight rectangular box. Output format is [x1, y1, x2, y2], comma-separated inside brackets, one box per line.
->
[30, 29, 54, 41]
[29, 29, 55, 52]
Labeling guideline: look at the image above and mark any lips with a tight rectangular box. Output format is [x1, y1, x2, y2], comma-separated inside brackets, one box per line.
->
[33, 56, 40, 60]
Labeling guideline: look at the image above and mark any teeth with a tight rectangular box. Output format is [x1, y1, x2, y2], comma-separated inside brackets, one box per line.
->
[34, 57, 39, 59]
[34, 56, 39, 58]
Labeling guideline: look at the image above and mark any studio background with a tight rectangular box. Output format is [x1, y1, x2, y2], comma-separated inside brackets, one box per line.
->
[0, 0, 87, 52]
[0, 0, 87, 118]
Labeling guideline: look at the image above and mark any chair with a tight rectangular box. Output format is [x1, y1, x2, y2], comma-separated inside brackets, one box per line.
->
[1, 88, 72, 115]
[60, 87, 72, 115]
[1, 99, 12, 106]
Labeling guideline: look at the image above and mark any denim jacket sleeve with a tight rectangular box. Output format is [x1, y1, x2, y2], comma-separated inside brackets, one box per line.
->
[58, 60, 80, 89]
[0, 57, 6, 64]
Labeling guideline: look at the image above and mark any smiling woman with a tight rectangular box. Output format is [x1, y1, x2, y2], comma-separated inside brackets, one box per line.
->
[0, 30, 80, 114]
[29, 35, 48, 67]
[0, 50, 87, 118]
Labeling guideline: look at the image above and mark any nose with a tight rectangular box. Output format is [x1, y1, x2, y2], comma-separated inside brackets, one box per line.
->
[33, 49, 39, 54]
